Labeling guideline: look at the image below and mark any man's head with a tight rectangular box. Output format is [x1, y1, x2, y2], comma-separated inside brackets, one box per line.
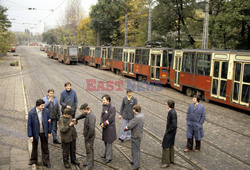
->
[48, 89, 54, 98]
[36, 99, 45, 111]
[64, 82, 71, 91]
[126, 89, 133, 98]
[133, 105, 141, 114]
[64, 108, 74, 116]
[80, 103, 90, 114]
[102, 94, 111, 105]
[167, 100, 175, 109]
[193, 95, 200, 104]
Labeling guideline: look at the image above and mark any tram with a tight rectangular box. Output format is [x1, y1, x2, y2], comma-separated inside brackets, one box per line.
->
[46, 45, 250, 111]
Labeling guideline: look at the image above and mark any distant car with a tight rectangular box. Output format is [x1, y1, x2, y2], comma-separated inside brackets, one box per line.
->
[7, 46, 15, 52]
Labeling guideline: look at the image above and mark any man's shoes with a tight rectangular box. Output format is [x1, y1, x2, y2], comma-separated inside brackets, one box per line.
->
[105, 159, 112, 164]
[64, 163, 70, 168]
[71, 160, 80, 166]
[184, 148, 192, 152]
[28, 161, 36, 165]
[53, 139, 61, 144]
[100, 155, 106, 159]
[195, 149, 200, 152]
[160, 164, 169, 168]
[118, 137, 124, 142]
[45, 164, 51, 168]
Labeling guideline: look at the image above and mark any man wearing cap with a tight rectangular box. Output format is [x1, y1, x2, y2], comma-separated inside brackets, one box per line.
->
[119, 89, 138, 142]
[74, 103, 96, 169]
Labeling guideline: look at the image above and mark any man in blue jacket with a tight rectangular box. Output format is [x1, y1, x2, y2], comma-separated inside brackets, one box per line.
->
[60, 82, 78, 118]
[27, 99, 52, 168]
[184, 95, 206, 152]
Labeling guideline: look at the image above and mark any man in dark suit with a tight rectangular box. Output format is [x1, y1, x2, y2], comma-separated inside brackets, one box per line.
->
[100, 94, 117, 164]
[124, 105, 145, 170]
[27, 99, 52, 168]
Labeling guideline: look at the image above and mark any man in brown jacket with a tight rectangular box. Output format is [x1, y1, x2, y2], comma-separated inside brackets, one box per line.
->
[58, 108, 80, 168]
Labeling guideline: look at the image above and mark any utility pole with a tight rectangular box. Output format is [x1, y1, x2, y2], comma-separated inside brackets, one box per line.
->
[125, 7, 128, 46]
[202, 0, 209, 49]
[147, 0, 152, 42]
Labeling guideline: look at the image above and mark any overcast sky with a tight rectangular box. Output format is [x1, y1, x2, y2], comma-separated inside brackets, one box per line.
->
[1, 0, 97, 33]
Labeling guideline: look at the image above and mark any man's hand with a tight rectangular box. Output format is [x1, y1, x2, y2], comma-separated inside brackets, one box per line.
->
[49, 97, 53, 102]
[66, 106, 71, 109]
[69, 122, 74, 126]
[48, 134, 51, 138]
[72, 118, 77, 124]
[101, 123, 105, 128]
[29, 137, 33, 142]
[119, 115, 122, 120]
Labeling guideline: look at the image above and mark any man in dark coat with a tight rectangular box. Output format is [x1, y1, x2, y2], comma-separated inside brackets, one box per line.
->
[161, 100, 177, 168]
[100, 94, 117, 164]
[184, 95, 206, 152]
[27, 99, 52, 168]
[43, 89, 61, 144]
[124, 105, 145, 170]
[60, 82, 78, 118]
[74, 103, 96, 169]
[119, 89, 138, 142]
[58, 108, 80, 168]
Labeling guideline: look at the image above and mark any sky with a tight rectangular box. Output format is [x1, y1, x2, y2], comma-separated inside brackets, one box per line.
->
[1, 0, 97, 33]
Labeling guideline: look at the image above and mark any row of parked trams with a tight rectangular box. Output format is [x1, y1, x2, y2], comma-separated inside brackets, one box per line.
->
[43, 45, 250, 111]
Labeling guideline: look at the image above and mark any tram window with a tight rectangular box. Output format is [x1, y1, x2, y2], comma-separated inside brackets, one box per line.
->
[182, 52, 195, 73]
[113, 48, 122, 61]
[96, 48, 101, 58]
[64, 49, 67, 55]
[233, 83, 239, 100]
[196, 53, 211, 76]
[212, 79, 218, 95]
[221, 62, 228, 79]
[241, 84, 249, 103]
[243, 64, 250, 83]
[135, 49, 142, 64]
[142, 50, 149, 65]
[84, 47, 89, 56]
[213, 61, 219, 78]
[162, 51, 168, 67]
[235, 63, 241, 81]
[220, 80, 227, 97]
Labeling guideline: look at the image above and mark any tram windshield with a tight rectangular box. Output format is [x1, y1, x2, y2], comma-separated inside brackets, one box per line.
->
[69, 48, 77, 56]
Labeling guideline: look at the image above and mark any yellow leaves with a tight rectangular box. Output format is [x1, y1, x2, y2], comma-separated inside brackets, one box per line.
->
[77, 16, 96, 45]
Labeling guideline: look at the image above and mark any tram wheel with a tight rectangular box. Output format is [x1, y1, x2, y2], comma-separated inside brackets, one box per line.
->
[186, 88, 192, 97]
[204, 96, 210, 103]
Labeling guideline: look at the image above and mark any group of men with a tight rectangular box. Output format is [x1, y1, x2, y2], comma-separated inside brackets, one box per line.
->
[27, 81, 206, 169]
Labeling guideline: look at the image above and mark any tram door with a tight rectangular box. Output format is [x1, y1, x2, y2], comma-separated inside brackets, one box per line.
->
[128, 50, 135, 74]
[174, 55, 182, 87]
[150, 52, 161, 80]
[211, 60, 228, 100]
[102, 48, 107, 67]
[232, 62, 250, 106]
[90, 48, 95, 65]
[123, 49, 128, 73]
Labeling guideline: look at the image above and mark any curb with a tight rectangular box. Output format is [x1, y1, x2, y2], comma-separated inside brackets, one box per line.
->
[19, 55, 36, 170]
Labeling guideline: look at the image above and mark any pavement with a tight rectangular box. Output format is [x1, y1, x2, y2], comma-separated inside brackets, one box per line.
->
[0, 53, 33, 170]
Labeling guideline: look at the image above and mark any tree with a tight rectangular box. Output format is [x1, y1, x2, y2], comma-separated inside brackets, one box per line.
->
[0, 5, 12, 55]
[77, 16, 96, 45]
[42, 29, 57, 44]
[152, 0, 202, 48]
[89, 0, 124, 45]
[210, 0, 250, 49]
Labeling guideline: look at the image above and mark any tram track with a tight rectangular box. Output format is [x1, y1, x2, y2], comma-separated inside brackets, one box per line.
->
[20, 47, 250, 169]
